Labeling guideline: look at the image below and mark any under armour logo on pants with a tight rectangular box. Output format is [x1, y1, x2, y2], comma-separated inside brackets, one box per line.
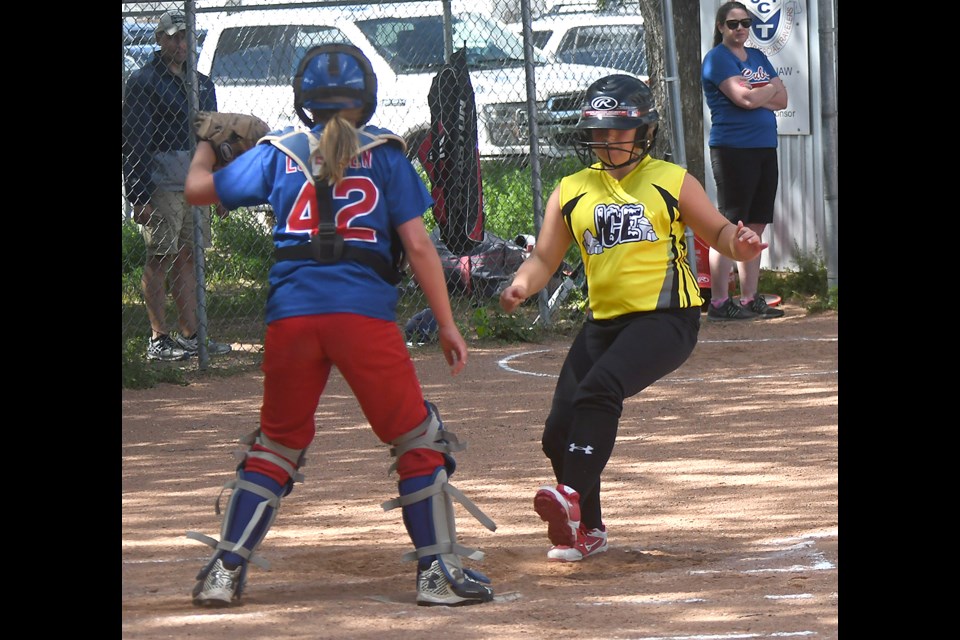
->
[569, 443, 594, 454]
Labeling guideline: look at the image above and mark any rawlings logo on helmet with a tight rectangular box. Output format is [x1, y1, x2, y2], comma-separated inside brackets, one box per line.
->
[590, 96, 618, 110]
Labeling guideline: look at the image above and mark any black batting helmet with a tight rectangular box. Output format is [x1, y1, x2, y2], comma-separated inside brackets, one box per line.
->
[574, 74, 659, 168]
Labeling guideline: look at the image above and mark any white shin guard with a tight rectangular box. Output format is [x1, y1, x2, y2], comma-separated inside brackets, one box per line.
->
[187, 429, 306, 580]
[381, 405, 496, 579]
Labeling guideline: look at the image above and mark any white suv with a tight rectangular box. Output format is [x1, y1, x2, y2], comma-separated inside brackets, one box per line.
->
[509, 10, 647, 79]
[197, 4, 634, 158]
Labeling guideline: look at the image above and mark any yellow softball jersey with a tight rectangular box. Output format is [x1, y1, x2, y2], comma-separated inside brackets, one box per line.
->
[559, 156, 704, 319]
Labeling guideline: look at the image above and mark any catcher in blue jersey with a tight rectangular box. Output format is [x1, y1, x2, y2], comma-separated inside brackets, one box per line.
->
[499, 75, 767, 563]
[184, 44, 495, 607]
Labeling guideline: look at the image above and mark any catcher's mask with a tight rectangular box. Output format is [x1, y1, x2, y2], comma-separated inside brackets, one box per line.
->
[574, 74, 660, 170]
[293, 44, 378, 128]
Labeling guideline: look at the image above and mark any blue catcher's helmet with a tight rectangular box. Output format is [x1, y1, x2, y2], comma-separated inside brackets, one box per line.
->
[293, 44, 378, 127]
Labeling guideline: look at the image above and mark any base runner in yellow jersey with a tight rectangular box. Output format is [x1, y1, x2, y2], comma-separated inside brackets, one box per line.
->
[499, 74, 767, 563]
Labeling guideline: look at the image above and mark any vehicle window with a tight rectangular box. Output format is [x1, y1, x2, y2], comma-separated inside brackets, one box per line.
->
[556, 25, 646, 75]
[530, 30, 553, 50]
[211, 25, 348, 85]
[453, 14, 530, 67]
[357, 13, 545, 74]
[123, 20, 155, 46]
[357, 17, 445, 72]
[123, 21, 204, 50]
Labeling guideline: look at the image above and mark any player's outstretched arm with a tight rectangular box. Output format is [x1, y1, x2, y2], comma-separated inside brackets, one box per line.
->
[398, 217, 467, 375]
[678, 174, 767, 263]
[500, 186, 572, 313]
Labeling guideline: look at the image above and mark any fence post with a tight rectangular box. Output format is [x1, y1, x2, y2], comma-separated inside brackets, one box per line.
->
[518, 0, 552, 325]
[185, 0, 211, 368]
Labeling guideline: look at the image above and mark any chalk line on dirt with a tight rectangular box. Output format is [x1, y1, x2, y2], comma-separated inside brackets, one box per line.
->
[498, 338, 838, 380]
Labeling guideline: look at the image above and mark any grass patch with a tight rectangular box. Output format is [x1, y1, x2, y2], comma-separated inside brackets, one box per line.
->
[121, 337, 189, 389]
[757, 243, 838, 313]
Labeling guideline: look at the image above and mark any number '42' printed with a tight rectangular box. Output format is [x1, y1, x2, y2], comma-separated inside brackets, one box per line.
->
[284, 175, 379, 243]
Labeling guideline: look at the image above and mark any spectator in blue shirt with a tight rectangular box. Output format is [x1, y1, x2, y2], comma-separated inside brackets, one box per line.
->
[701, 1, 788, 320]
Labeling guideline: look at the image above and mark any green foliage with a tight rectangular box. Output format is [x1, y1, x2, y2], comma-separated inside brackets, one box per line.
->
[121, 219, 146, 276]
[479, 157, 584, 267]
[479, 157, 581, 239]
[470, 306, 537, 342]
[808, 286, 839, 313]
[757, 242, 838, 313]
[121, 338, 188, 389]
[479, 162, 540, 238]
[205, 209, 274, 284]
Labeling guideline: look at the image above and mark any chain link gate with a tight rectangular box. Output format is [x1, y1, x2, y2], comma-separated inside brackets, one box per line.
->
[122, 0, 651, 372]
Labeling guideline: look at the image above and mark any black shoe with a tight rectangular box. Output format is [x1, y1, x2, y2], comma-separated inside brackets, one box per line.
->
[742, 295, 784, 319]
[707, 298, 757, 320]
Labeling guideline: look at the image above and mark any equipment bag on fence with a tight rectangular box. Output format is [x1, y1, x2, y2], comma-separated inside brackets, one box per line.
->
[417, 47, 485, 256]
[430, 229, 527, 299]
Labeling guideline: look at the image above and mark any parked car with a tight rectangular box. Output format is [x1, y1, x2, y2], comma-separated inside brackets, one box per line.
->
[508, 10, 647, 79]
[196, 5, 637, 158]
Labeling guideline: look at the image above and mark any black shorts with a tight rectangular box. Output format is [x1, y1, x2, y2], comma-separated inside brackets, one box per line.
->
[710, 147, 779, 226]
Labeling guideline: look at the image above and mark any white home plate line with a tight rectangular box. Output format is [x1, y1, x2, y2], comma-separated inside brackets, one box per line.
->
[498, 339, 838, 380]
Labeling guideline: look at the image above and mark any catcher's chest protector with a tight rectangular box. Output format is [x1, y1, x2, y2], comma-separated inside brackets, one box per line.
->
[265, 127, 408, 284]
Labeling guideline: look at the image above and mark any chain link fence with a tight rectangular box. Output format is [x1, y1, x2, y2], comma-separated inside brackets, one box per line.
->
[122, 1, 650, 371]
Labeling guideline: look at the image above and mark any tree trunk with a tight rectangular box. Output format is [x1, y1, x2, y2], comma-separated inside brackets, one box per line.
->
[637, 0, 704, 184]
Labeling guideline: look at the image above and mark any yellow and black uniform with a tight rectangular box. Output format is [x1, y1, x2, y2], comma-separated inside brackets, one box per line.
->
[542, 157, 703, 535]
[559, 155, 704, 319]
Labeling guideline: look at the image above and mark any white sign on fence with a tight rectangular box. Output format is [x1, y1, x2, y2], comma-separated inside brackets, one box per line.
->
[745, 0, 810, 135]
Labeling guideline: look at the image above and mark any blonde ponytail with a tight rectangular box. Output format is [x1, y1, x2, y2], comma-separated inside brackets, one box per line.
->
[317, 113, 360, 185]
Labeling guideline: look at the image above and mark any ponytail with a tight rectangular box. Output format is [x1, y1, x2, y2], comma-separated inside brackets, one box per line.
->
[317, 113, 360, 185]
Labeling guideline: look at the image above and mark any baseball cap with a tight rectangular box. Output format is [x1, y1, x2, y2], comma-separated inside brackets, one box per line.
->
[156, 11, 186, 36]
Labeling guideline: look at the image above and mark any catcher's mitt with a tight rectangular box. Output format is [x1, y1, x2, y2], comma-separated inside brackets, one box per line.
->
[193, 112, 270, 167]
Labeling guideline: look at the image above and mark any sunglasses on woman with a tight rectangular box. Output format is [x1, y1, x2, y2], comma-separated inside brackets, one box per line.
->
[725, 18, 753, 29]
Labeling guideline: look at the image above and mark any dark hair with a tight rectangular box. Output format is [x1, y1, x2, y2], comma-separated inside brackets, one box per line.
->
[714, 1, 750, 46]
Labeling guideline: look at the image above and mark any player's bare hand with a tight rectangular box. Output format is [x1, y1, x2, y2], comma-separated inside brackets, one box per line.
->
[733, 221, 769, 261]
[438, 324, 468, 376]
[499, 284, 528, 313]
[133, 203, 153, 226]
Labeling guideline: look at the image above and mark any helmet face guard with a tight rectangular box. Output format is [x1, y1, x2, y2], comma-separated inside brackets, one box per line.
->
[573, 125, 658, 169]
[293, 44, 378, 127]
[573, 74, 660, 169]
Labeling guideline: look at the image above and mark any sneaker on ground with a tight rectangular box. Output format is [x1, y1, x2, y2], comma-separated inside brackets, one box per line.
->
[147, 334, 189, 361]
[547, 525, 608, 562]
[416, 559, 494, 606]
[192, 558, 242, 607]
[742, 294, 784, 319]
[707, 297, 758, 321]
[176, 333, 233, 356]
[534, 484, 581, 547]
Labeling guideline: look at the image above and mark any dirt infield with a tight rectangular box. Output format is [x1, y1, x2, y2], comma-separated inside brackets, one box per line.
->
[121, 307, 838, 640]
